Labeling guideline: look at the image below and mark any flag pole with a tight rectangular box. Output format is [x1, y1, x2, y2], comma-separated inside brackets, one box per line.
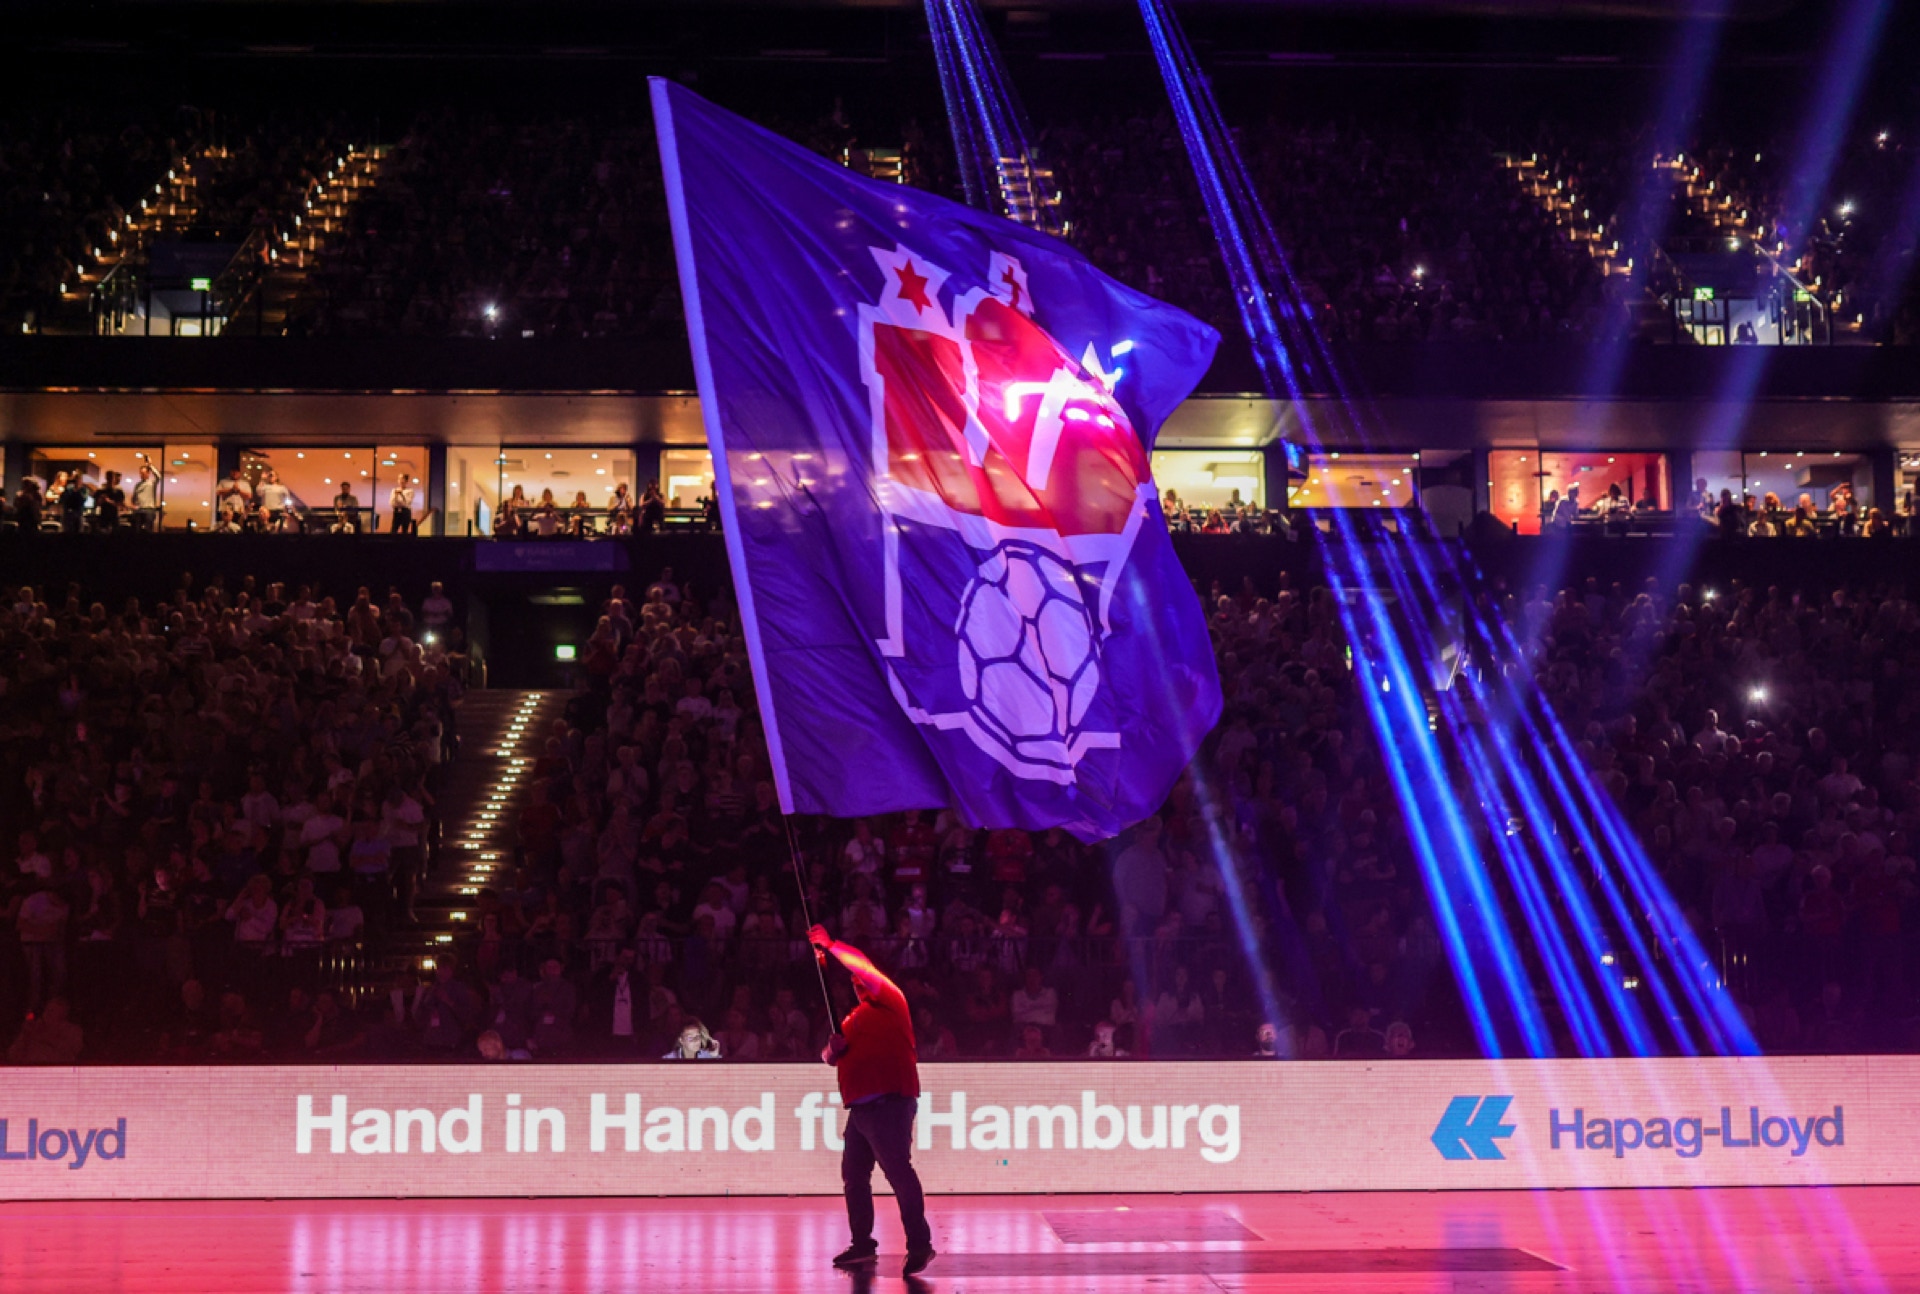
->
[783, 815, 842, 1036]
[654, 77, 834, 1039]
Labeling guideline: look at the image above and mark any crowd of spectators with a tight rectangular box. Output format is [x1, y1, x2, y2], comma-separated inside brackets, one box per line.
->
[334, 569, 1352, 1066]
[0, 575, 461, 1062]
[1658, 130, 1920, 343]
[488, 481, 712, 538]
[190, 114, 362, 246]
[7, 550, 1920, 1065]
[8, 92, 1913, 347]
[0, 104, 372, 335]
[1676, 479, 1919, 541]
[1162, 490, 1290, 538]
[1486, 575, 1920, 1052]
[292, 111, 678, 339]
[0, 466, 716, 538]
[0, 111, 190, 333]
[1517, 121, 1920, 344]
[4, 469, 142, 535]
[268, 104, 1917, 346]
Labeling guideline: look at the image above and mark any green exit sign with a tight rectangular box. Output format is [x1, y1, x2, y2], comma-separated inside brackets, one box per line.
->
[190, 277, 212, 291]
[1692, 287, 1715, 302]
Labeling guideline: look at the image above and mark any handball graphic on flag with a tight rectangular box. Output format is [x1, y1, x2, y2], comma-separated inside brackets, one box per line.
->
[861, 244, 1156, 783]
[653, 79, 1222, 840]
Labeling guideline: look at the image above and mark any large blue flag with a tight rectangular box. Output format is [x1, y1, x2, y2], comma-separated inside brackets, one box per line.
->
[652, 80, 1222, 841]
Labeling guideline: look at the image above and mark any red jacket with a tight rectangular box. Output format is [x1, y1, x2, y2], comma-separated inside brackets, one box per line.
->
[831, 957, 920, 1104]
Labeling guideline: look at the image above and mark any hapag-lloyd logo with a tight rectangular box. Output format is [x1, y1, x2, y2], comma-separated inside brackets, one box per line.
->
[1432, 1097, 1849, 1162]
[1549, 1105, 1846, 1160]
[0, 1118, 127, 1169]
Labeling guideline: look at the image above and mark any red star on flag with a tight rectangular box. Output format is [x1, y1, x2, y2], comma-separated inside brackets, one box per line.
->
[894, 259, 934, 313]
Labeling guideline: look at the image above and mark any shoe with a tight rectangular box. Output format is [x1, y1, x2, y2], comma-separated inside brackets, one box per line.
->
[903, 1247, 937, 1276]
[831, 1243, 878, 1269]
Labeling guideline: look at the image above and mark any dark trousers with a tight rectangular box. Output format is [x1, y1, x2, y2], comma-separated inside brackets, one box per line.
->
[842, 1094, 930, 1251]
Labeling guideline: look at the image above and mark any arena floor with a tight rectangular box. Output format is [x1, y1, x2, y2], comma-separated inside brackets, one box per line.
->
[0, 1186, 1908, 1292]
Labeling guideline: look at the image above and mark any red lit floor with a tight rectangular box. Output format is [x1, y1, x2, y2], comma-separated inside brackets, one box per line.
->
[0, 1187, 1910, 1292]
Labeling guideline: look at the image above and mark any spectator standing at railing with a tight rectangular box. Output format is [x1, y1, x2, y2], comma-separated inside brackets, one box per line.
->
[415, 958, 481, 1055]
[17, 882, 69, 1012]
[10, 479, 41, 532]
[332, 481, 363, 534]
[1009, 966, 1058, 1043]
[131, 464, 161, 529]
[94, 471, 125, 531]
[217, 468, 252, 528]
[279, 876, 327, 945]
[381, 781, 428, 925]
[608, 483, 635, 534]
[586, 946, 643, 1053]
[224, 873, 278, 944]
[421, 580, 455, 641]
[295, 791, 347, 876]
[481, 964, 533, 1052]
[638, 481, 666, 533]
[1153, 966, 1206, 1056]
[347, 819, 394, 930]
[528, 955, 579, 1053]
[1830, 482, 1856, 536]
[390, 474, 417, 536]
[58, 473, 90, 533]
[257, 469, 292, 530]
[326, 885, 364, 942]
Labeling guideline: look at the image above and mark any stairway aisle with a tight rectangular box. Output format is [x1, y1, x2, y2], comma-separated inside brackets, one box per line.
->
[248, 145, 388, 333]
[393, 689, 569, 967]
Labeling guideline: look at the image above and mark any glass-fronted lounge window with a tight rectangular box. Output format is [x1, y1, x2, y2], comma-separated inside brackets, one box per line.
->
[1688, 450, 1872, 521]
[1488, 450, 1670, 534]
[1150, 449, 1266, 515]
[26, 446, 162, 529]
[660, 448, 715, 512]
[161, 443, 216, 529]
[496, 448, 638, 534]
[1284, 452, 1416, 511]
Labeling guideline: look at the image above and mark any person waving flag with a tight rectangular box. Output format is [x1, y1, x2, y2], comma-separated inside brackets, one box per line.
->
[652, 78, 1221, 842]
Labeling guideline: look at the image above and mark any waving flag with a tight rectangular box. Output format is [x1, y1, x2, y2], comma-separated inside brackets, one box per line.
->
[652, 79, 1221, 841]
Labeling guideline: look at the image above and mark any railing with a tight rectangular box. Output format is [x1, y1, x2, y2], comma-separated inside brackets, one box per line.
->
[208, 226, 273, 335]
[90, 260, 142, 335]
[433, 930, 1228, 986]
[18, 930, 1266, 1063]
[484, 506, 712, 539]
[26, 929, 1243, 1010]
[87, 227, 268, 338]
